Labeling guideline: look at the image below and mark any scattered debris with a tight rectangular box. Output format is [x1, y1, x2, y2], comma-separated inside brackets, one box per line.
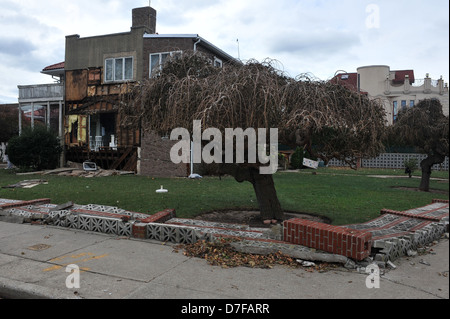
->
[419, 259, 431, 266]
[83, 162, 98, 171]
[296, 260, 316, 267]
[16, 168, 134, 178]
[2, 179, 48, 189]
[27, 244, 51, 251]
[386, 260, 397, 269]
[175, 238, 338, 272]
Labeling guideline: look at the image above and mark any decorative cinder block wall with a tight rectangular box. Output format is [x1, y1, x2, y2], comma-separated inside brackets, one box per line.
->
[283, 219, 372, 261]
[328, 153, 449, 171]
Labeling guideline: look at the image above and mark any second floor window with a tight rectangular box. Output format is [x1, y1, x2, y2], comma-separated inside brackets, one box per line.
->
[150, 51, 182, 78]
[105, 57, 133, 82]
[213, 57, 223, 68]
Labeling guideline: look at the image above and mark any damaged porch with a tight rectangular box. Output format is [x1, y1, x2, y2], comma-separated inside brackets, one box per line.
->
[65, 146, 138, 172]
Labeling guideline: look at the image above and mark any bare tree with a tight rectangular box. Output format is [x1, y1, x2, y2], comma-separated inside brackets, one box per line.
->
[388, 99, 449, 191]
[120, 52, 386, 222]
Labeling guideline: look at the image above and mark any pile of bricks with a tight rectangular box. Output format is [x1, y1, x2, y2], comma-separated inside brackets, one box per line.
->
[0, 197, 448, 264]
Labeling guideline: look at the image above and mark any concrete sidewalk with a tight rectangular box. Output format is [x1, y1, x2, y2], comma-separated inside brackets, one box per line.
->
[0, 220, 448, 301]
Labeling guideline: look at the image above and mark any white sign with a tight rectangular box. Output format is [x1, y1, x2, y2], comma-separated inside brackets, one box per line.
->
[303, 158, 319, 169]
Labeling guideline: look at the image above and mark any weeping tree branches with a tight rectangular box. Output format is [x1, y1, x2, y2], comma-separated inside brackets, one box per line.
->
[120, 51, 386, 164]
[119, 51, 387, 220]
[388, 99, 449, 191]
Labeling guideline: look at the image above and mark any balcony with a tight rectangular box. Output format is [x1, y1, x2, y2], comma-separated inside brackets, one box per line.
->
[18, 83, 64, 103]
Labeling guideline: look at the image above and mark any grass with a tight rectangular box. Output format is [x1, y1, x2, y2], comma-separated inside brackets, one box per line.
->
[0, 167, 448, 226]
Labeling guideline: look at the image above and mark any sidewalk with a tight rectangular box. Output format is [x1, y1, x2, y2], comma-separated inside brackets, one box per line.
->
[0, 220, 448, 300]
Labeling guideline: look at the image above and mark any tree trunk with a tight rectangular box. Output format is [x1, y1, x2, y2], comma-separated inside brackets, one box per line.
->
[249, 169, 285, 221]
[419, 154, 445, 192]
[219, 164, 285, 221]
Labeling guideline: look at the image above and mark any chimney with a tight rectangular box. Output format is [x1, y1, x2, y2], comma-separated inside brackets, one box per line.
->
[132, 7, 156, 34]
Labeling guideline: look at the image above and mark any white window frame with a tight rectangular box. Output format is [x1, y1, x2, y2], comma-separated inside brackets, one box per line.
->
[105, 56, 134, 82]
[213, 57, 223, 68]
[149, 51, 183, 78]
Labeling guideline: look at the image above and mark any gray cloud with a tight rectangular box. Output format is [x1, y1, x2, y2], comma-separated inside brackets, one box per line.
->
[268, 30, 360, 58]
[0, 37, 37, 56]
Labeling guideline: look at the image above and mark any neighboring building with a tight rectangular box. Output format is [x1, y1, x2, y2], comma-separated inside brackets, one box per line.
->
[62, 6, 238, 175]
[17, 63, 65, 138]
[332, 65, 449, 125]
[0, 103, 19, 144]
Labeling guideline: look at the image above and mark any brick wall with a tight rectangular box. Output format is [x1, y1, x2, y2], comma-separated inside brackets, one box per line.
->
[143, 38, 194, 79]
[139, 131, 188, 177]
[283, 219, 372, 261]
[132, 7, 157, 34]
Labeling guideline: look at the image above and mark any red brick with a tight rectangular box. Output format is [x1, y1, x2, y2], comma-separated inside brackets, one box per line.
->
[138, 209, 176, 224]
[132, 223, 148, 239]
[283, 218, 372, 261]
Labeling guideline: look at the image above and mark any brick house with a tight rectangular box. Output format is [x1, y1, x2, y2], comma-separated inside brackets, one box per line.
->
[63, 6, 238, 176]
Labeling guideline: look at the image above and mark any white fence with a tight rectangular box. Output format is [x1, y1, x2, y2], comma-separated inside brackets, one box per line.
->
[328, 153, 449, 171]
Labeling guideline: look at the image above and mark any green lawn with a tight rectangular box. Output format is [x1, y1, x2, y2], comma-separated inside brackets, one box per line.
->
[0, 168, 448, 226]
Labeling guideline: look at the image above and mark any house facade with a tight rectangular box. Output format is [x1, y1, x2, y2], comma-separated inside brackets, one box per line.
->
[63, 6, 238, 175]
[332, 65, 449, 125]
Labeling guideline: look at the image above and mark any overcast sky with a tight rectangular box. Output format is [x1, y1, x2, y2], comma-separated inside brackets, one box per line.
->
[0, 0, 448, 103]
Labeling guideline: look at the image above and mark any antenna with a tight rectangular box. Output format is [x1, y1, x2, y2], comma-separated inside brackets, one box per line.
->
[236, 39, 240, 60]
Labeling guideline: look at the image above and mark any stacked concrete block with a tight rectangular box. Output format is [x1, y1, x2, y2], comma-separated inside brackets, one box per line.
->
[145, 223, 212, 244]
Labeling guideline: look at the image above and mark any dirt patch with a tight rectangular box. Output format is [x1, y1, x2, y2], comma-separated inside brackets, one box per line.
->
[195, 209, 331, 228]
[392, 186, 449, 195]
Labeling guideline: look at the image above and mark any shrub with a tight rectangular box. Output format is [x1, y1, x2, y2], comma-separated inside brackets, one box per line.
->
[290, 147, 304, 169]
[7, 126, 62, 170]
[403, 158, 418, 178]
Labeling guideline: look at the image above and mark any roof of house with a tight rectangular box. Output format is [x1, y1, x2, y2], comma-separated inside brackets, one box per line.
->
[143, 34, 239, 64]
[42, 62, 65, 71]
[331, 72, 358, 90]
[392, 69, 415, 84]
[41, 62, 65, 77]
[330, 72, 370, 95]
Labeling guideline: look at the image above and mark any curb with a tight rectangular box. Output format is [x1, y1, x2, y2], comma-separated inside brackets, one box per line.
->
[0, 277, 81, 299]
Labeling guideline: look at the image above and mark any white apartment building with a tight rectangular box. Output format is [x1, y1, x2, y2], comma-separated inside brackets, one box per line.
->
[333, 65, 449, 125]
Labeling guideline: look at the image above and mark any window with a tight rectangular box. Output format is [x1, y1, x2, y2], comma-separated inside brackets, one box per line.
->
[214, 57, 223, 68]
[393, 101, 398, 123]
[150, 51, 182, 78]
[401, 100, 407, 111]
[105, 57, 133, 82]
[410, 100, 415, 107]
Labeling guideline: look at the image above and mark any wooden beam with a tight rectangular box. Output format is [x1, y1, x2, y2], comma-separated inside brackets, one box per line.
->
[110, 147, 133, 170]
